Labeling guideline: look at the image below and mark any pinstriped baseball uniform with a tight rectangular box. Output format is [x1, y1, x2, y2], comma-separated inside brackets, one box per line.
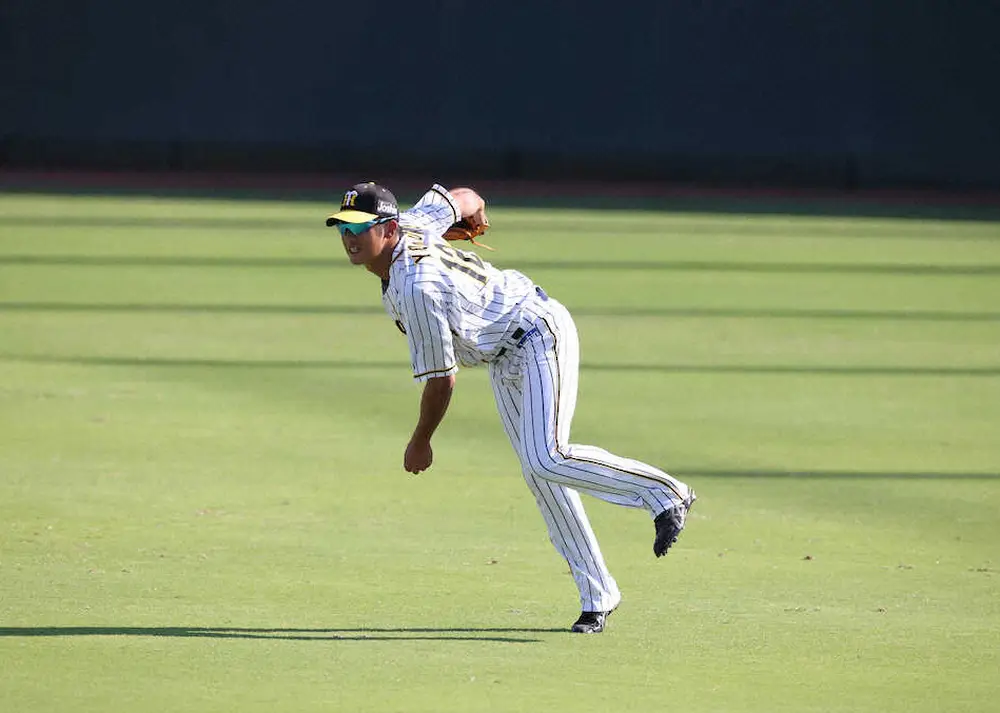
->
[383, 185, 692, 613]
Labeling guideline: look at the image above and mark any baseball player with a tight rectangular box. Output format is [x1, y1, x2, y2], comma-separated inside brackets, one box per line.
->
[325, 182, 696, 634]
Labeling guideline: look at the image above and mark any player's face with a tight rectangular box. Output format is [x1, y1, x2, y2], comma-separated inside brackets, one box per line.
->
[340, 219, 393, 266]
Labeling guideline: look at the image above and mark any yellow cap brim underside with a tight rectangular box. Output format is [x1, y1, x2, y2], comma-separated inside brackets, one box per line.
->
[325, 209, 380, 226]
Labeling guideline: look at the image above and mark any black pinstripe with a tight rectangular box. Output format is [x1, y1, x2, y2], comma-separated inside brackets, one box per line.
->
[522, 335, 671, 508]
[492, 376, 597, 605]
[490, 361, 619, 611]
[488, 295, 691, 611]
[521, 335, 671, 507]
[429, 185, 461, 224]
[535, 310, 686, 505]
[399, 272, 457, 381]
[520, 372, 607, 607]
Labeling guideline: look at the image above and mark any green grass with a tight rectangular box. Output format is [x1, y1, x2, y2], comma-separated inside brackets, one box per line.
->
[1, 191, 999, 712]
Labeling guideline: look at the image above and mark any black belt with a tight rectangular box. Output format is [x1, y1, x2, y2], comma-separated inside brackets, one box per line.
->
[495, 328, 521, 360]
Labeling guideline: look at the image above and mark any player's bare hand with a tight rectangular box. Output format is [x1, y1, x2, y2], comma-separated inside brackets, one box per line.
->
[449, 187, 489, 230]
[468, 203, 489, 230]
[404, 438, 433, 474]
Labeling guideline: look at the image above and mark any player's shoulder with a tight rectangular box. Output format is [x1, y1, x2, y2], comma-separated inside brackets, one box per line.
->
[401, 185, 460, 225]
[407, 184, 456, 211]
[392, 235, 447, 284]
[395, 227, 449, 263]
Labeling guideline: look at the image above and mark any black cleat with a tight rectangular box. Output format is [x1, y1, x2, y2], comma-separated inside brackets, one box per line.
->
[653, 489, 697, 557]
[571, 609, 614, 634]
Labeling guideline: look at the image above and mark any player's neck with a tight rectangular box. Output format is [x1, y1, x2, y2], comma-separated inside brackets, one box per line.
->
[366, 233, 400, 281]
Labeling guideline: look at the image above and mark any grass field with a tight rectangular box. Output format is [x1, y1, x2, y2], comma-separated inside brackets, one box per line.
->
[1, 189, 999, 712]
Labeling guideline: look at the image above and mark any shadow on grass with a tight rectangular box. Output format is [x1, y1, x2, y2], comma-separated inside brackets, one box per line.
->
[3, 353, 998, 378]
[0, 626, 558, 643]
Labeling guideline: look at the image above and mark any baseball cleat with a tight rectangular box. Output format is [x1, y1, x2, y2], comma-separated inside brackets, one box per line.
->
[653, 489, 697, 557]
[571, 608, 615, 634]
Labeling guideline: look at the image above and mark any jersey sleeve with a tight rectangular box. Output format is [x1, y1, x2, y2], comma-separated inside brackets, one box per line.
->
[399, 275, 459, 382]
[399, 184, 461, 240]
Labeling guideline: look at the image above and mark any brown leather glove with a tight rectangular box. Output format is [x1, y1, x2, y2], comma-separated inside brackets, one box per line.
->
[442, 218, 494, 250]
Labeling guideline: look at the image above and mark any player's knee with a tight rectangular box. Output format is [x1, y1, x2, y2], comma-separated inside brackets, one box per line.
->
[520, 446, 562, 478]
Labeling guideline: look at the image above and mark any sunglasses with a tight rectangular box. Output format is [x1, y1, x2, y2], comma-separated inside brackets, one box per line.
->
[336, 218, 391, 237]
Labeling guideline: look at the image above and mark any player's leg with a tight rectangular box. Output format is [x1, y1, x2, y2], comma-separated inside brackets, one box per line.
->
[543, 301, 646, 509]
[490, 362, 621, 613]
[518, 299, 693, 517]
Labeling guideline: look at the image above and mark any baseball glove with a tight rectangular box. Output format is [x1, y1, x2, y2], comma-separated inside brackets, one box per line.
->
[443, 218, 494, 250]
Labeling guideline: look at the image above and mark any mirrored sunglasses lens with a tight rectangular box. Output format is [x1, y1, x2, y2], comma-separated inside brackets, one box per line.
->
[337, 220, 375, 237]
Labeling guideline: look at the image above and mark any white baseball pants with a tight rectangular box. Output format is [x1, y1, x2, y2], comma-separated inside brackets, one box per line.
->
[489, 292, 691, 612]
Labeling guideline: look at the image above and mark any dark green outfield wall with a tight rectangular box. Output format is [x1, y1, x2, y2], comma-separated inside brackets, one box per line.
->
[3, 1, 998, 189]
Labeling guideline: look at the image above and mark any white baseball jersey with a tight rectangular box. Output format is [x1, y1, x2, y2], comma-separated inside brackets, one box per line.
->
[381, 185, 693, 613]
[381, 184, 536, 381]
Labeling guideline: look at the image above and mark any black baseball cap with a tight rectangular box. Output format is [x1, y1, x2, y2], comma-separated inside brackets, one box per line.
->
[325, 182, 399, 226]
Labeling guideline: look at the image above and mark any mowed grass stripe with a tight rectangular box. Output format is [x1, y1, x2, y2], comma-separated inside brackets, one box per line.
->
[2, 352, 999, 377]
[3, 205, 999, 239]
[3, 253, 1000, 274]
[1, 301, 998, 322]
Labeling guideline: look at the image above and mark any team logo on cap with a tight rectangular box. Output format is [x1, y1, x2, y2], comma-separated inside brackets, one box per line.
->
[342, 190, 359, 208]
